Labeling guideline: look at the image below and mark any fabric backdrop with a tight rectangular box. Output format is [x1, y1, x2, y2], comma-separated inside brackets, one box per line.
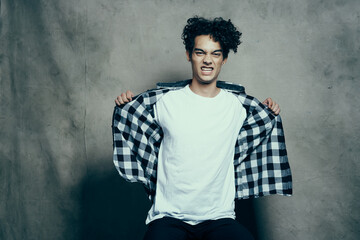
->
[1, 0, 359, 239]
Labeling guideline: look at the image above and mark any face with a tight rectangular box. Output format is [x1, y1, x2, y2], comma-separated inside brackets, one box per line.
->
[186, 35, 227, 85]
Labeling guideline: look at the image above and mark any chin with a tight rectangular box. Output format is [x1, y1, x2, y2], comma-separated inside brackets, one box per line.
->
[196, 77, 217, 85]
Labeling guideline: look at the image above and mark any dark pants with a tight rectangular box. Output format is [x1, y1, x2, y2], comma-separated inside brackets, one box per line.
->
[143, 217, 254, 240]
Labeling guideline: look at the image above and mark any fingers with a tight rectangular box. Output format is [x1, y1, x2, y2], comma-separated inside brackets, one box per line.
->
[263, 97, 281, 115]
[115, 95, 125, 105]
[262, 97, 273, 108]
[115, 97, 120, 106]
[271, 102, 281, 115]
[120, 92, 129, 104]
[114, 90, 134, 106]
[126, 90, 134, 100]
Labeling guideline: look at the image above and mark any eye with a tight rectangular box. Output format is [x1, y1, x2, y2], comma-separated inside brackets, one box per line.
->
[212, 52, 221, 57]
[195, 51, 204, 56]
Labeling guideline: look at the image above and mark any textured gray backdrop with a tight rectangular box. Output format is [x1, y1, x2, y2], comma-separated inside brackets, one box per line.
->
[1, 0, 359, 239]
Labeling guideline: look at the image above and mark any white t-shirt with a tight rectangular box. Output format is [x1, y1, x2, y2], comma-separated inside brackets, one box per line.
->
[146, 84, 246, 225]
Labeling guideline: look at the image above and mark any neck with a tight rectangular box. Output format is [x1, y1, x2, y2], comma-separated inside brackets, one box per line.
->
[189, 79, 220, 98]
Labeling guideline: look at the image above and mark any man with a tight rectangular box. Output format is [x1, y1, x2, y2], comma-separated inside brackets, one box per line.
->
[112, 17, 292, 240]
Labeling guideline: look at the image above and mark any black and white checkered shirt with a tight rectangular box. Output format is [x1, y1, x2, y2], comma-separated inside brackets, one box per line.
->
[112, 80, 292, 202]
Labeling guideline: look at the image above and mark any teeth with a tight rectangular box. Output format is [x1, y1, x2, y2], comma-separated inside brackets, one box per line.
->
[201, 67, 213, 71]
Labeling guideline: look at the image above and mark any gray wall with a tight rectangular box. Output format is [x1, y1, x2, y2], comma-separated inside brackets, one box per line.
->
[1, 0, 359, 239]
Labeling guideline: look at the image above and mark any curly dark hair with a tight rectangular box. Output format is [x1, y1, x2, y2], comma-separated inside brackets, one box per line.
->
[181, 16, 242, 59]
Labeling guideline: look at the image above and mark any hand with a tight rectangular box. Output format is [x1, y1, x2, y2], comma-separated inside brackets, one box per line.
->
[115, 90, 134, 106]
[262, 97, 280, 115]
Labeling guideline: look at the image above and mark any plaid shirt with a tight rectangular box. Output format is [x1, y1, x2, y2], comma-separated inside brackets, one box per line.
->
[112, 80, 292, 203]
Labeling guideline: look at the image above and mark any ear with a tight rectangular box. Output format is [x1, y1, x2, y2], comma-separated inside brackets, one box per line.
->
[186, 51, 191, 61]
[222, 57, 228, 65]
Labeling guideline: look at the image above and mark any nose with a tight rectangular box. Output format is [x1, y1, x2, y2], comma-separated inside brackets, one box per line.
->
[203, 54, 212, 65]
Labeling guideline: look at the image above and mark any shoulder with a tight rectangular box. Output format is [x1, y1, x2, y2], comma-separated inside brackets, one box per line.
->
[155, 86, 187, 107]
[217, 81, 245, 93]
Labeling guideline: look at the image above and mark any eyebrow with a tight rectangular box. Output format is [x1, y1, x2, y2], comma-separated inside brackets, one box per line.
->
[194, 48, 223, 53]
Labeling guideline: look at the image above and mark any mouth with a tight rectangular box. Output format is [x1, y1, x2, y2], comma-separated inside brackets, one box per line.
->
[201, 66, 214, 75]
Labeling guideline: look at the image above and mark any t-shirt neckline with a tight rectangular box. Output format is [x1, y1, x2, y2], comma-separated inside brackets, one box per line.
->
[184, 84, 224, 101]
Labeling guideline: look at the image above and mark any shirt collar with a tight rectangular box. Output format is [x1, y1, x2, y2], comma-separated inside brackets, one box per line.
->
[156, 79, 245, 93]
